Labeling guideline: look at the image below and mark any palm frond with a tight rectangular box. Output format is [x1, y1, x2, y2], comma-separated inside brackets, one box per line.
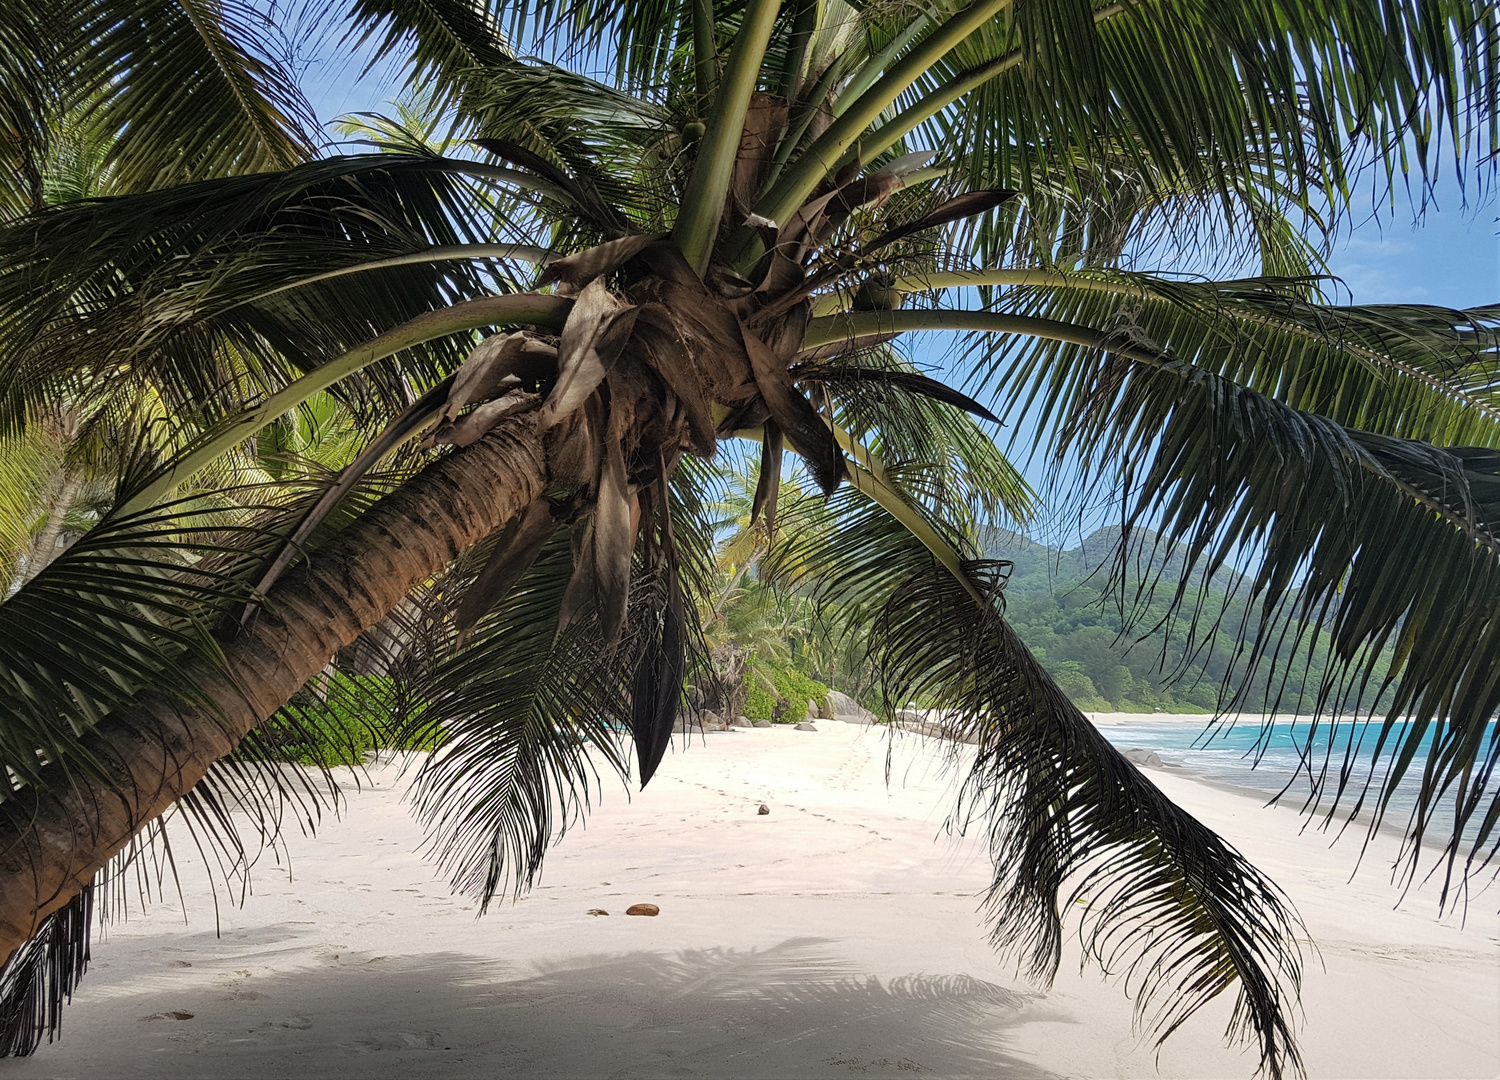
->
[390, 536, 649, 905]
[964, 273, 1500, 451]
[464, 60, 672, 235]
[796, 347, 1035, 530]
[907, 0, 1496, 266]
[877, 561, 1305, 1080]
[0, 496, 267, 788]
[1059, 353, 1500, 893]
[0, 154, 545, 435]
[0, 0, 58, 217]
[0, 884, 91, 1056]
[298, 453, 718, 908]
[342, 0, 512, 104]
[70, 0, 316, 190]
[763, 485, 1305, 1080]
[0, 427, 59, 582]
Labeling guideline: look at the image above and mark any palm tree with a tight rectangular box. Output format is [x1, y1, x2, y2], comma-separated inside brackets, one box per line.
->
[0, 0, 1496, 1072]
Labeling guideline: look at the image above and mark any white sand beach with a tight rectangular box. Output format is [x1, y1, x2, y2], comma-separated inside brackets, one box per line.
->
[4, 721, 1496, 1079]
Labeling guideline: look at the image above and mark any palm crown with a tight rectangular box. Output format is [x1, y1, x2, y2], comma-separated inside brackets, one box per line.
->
[0, 0, 1496, 1073]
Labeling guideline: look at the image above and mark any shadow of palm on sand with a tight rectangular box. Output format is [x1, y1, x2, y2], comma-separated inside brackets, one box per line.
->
[6, 935, 1059, 1078]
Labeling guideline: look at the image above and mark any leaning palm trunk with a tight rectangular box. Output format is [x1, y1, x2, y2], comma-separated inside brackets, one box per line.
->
[21, 471, 80, 582]
[0, 417, 548, 959]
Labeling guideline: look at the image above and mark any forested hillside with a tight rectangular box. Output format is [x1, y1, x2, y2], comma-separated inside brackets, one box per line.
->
[984, 527, 1393, 714]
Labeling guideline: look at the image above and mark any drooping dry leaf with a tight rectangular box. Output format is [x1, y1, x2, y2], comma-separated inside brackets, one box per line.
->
[454, 499, 558, 641]
[862, 189, 1020, 252]
[714, 396, 772, 436]
[444, 333, 559, 420]
[446, 334, 523, 421]
[545, 397, 604, 493]
[648, 280, 760, 404]
[434, 392, 540, 448]
[542, 278, 640, 424]
[815, 172, 904, 243]
[632, 486, 686, 787]
[537, 233, 665, 294]
[751, 420, 784, 536]
[633, 304, 716, 457]
[740, 324, 845, 494]
[592, 436, 635, 648]
[731, 93, 789, 215]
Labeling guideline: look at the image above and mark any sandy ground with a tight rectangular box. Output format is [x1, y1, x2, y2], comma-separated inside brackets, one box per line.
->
[4, 721, 1496, 1080]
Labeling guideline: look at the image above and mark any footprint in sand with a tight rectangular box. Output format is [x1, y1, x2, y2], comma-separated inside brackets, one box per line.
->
[261, 1016, 313, 1031]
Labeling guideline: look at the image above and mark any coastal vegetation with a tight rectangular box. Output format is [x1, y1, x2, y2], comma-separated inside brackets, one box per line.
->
[985, 526, 1403, 714]
[0, 0, 1495, 1074]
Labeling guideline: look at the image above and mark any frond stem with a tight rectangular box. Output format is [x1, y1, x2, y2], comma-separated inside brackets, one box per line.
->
[803, 307, 1165, 364]
[830, 15, 933, 119]
[851, 2, 1129, 169]
[809, 268, 1156, 315]
[229, 244, 556, 310]
[755, 0, 1014, 229]
[778, 0, 820, 100]
[809, 274, 1500, 429]
[733, 423, 986, 605]
[805, 308, 1500, 554]
[120, 293, 571, 513]
[673, 0, 785, 275]
[693, 0, 719, 102]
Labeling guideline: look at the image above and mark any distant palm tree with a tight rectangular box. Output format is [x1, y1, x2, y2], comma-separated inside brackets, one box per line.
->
[0, 1, 1497, 1072]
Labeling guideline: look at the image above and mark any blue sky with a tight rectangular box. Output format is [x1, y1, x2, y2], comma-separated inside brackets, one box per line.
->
[1324, 181, 1498, 308]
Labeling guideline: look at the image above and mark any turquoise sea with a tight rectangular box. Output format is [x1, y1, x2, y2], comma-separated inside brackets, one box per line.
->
[1094, 715, 1499, 847]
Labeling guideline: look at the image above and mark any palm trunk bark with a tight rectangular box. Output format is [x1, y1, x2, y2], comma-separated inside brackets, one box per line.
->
[23, 470, 82, 582]
[0, 415, 549, 962]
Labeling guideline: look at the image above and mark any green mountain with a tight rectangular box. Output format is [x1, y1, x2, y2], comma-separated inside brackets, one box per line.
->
[982, 526, 1390, 714]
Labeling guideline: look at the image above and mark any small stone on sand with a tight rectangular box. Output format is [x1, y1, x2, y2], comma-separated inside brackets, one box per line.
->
[142, 1010, 194, 1021]
[625, 903, 659, 916]
[758, 804, 770, 815]
[587, 908, 609, 916]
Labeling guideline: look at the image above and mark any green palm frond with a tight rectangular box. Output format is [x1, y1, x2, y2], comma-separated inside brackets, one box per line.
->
[70, 0, 316, 190]
[0, 496, 264, 788]
[0, 154, 546, 435]
[375, 491, 714, 904]
[762, 485, 1304, 1078]
[878, 562, 1305, 1080]
[2, 0, 1496, 1068]
[892, 1, 1495, 258]
[797, 347, 1035, 530]
[1062, 355, 1500, 888]
[813, 275, 1500, 449]
[400, 535, 636, 906]
[972, 275, 1500, 448]
[813, 285, 1500, 884]
[462, 58, 672, 234]
[0, 428, 58, 583]
[343, 0, 512, 104]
